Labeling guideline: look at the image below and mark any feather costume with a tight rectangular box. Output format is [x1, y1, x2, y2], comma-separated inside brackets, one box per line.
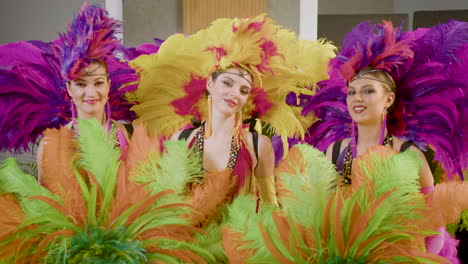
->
[0, 3, 138, 153]
[297, 20, 468, 179]
[222, 144, 468, 263]
[126, 15, 335, 230]
[0, 119, 214, 263]
[128, 14, 335, 147]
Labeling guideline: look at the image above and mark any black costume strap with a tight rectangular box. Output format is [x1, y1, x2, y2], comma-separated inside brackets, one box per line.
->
[123, 123, 134, 137]
[252, 130, 259, 164]
[399, 141, 413, 153]
[332, 139, 343, 166]
[178, 128, 195, 141]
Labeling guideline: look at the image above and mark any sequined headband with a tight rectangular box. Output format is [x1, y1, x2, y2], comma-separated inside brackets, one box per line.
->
[351, 68, 393, 86]
[213, 71, 253, 87]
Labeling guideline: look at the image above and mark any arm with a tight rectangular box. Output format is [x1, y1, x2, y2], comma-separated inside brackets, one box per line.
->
[409, 146, 444, 254]
[410, 146, 434, 190]
[325, 143, 334, 162]
[255, 135, 278, 206]
[36, 139, 44, 184]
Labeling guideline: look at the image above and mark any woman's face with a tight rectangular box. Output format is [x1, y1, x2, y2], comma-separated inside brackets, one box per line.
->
[66, 62, 110, 119]
[346, 75, 395, 126]
[207, 68, 252, 116]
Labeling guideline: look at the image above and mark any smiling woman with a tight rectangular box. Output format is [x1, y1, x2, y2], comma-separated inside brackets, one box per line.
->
[297, 20, 468, 261]
[66, 61, 111, 122]
[127, 14, 336, 235]
[0, 4, 138, 181]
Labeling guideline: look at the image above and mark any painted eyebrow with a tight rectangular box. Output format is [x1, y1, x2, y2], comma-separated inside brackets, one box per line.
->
[348, 84, 375, 90]
[223, 76, 251, 90]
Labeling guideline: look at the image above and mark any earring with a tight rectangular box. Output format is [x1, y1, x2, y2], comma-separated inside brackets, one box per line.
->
[105, 101, 111, 131]
[233, 111, 244, 147]
[350, 120, 357, 158]
[205, 94, 212, 139]
[71, 101, 76, 119]
[378, 108, 388, 145]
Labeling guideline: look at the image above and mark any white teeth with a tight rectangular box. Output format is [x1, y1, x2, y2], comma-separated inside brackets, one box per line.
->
[354, 106, 366, 111]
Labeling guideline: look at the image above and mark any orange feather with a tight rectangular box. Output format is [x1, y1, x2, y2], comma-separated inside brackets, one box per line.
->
[222, 226, 253, 264]
[188, 169, 237, 227]
[40, 128, 87, 225]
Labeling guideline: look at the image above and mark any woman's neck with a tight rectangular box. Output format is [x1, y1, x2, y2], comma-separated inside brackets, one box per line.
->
[356, 121, 387, 150]
[209, 111, 235, 138]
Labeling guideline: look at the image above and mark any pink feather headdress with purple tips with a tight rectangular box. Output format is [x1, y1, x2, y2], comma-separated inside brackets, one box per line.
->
[299, 20, 468, 179]
[56, 3, 122, 81]
[0, 3, 138, 152]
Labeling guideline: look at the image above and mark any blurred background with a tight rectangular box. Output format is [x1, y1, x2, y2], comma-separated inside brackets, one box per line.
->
[1, 0, 467, 47]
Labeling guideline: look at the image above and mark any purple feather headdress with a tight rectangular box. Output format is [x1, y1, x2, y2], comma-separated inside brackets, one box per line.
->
[300, 20, 468, 179]
[0, 3, 138, 152]
[122, 38, 164, 60]
[55, 3, 122, 81]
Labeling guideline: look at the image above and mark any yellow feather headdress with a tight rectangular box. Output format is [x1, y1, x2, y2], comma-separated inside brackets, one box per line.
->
[128, 14, 335, 143]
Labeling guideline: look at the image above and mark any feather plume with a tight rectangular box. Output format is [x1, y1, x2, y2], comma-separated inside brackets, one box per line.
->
[189, 169, 237, 227]
[299, 20, 468, 179]
[122, 38, 163, 60]
[127, 14, 335, 145]
[57, 3, 122, 80]
[223, 144, 467, 263]
[0, 4, 137, 152]
[0, 119, 215, 263]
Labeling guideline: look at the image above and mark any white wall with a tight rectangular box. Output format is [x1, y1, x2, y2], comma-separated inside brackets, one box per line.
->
[0, 0, 105, 44]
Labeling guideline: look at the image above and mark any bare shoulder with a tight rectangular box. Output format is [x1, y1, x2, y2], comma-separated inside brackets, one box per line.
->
[170, 129, 184, 141]
[257, 134, 273, 153]
[325, 138, 350, 161]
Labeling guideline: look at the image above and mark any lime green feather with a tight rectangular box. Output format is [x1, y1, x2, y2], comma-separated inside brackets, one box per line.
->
[277, 144, 337, 228]
[194, 222, 229, 263]
[0, 158, 62, 219]
[76, 119, 121, 222]
[132, 140, 202, 197]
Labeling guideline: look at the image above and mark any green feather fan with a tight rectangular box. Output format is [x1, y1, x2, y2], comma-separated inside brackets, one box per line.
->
[0, 119, 214, 263]
[223, 144, 443, 264]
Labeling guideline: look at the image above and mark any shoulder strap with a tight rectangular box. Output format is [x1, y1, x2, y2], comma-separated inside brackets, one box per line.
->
[332, 140, 343, 166]
[123, 123, 134, 137]
[178, 128, 195, 141]
[252, 130, 259, 162]
[400, 141, 413, 152]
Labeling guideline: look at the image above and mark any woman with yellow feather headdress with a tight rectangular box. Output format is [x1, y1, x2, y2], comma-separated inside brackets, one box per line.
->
[128, 14, 335, 227]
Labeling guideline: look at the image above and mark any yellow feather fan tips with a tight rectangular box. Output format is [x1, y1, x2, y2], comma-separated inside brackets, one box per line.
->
[127, 14, 336, 139]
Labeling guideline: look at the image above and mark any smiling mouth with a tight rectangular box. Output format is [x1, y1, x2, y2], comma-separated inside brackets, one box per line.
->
[84, 99, 100, 104]
[353, 105, 367, 113]
[224, 99, 237, 107]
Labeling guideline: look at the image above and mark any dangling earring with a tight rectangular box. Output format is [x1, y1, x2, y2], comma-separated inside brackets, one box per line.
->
[350, 120, 357, 158]
[205, 94, 212, 139]
[378, 108, 388, 145]
[70, 100, 77, 119]
[105, 100, 112, 132]
[233, 111, 244, 147]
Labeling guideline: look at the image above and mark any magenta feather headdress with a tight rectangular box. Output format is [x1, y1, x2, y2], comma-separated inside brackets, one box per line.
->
[55, 3, 122, 81]
[300, 20, 468, 179]
[0, 3, 137, 152]
[122, 38, 164, 60]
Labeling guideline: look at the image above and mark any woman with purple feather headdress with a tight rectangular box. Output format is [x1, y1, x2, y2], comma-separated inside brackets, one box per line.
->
[279, 20, 468, 262]
[0, 3, 140, 179]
